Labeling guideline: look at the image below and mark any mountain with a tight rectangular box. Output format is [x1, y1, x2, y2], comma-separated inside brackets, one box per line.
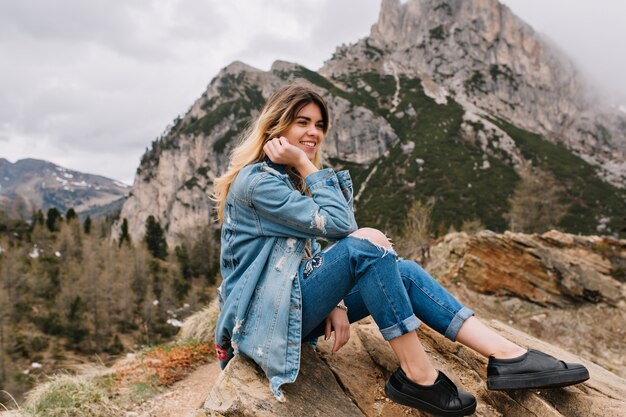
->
[115, 0, 626, 244]
[0, 158, 129, 218]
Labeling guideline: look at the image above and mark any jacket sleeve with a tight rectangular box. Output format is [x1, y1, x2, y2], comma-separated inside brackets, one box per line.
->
[249, 168, 358, 239]
[336, 170, 354, 210]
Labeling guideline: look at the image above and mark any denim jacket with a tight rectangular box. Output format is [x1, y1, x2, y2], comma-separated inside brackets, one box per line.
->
[215, 159, 358, 401]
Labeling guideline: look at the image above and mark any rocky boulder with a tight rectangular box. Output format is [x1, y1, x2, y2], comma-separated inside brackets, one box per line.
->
[427, 230, 626, 377]
[191, 230, 626, 416]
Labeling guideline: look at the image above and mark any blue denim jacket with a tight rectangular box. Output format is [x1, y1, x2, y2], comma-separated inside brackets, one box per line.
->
[215, 159, 358, 401]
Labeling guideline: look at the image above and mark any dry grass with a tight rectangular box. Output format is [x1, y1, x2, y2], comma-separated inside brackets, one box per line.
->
[115, 340, 214, 387]
[19, 373, 121, 417]
[177, 298, 220, 342]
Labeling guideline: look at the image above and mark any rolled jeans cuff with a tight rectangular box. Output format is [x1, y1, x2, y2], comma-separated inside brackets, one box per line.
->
[380, 314, 421, 341]
[444, 306, 474, 341]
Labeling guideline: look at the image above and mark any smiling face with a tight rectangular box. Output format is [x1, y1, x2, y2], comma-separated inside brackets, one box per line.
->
[281, 102, 325, 161]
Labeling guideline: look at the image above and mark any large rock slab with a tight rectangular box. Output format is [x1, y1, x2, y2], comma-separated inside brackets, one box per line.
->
[426, 230, 626, 377]
[200, 344, 364, 416]
[318, 319, 626, 417]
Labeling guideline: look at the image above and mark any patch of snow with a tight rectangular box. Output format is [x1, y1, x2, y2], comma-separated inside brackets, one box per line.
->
[72, 180, 88, 187]
[415, 158, 425, 165]
[63, 172, 74, 179]
[29, 246, 40, 258]
[0, 245, 4, 254]
[166, 318, 183, 327]
[401, 141, 415, 154]
[55, 166, 65, 172]
[113, 181, 130, 188]
[55, 251, 61, 257]
[481, 160, 491, 170]
[31, 362, 42, 368]
[183, 303, 190, 309]
[54, 176, 68, 185]
[596, 216, 611, 232]
[152, 299, 159, 306]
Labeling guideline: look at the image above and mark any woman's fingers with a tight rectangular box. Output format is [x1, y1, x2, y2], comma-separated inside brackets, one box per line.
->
[325, 317, 332, 341]
[263, 137, 280, 161]
[332, 321, 351, 353]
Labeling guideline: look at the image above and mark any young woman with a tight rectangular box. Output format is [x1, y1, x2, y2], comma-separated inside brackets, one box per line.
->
[213, 84, 589, 416]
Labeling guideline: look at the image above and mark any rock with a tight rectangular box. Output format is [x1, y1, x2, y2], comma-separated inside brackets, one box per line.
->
[427, 230, 626, 378]
[201, 344, 364, 416]
[190, 229, 625, 416]
[428, 230, 625, 307]
[197, 318, 625, 417]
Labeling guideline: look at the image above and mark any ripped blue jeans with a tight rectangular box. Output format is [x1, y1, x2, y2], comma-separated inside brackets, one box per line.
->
[300, 236, 474, 342]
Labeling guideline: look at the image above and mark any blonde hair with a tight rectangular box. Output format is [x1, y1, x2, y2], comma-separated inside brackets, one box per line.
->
[213, 84, 330, 222]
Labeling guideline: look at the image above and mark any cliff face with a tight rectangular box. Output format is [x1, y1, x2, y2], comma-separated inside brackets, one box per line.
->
[115, 0, 626, 246]
[322, 0, 626, 187]
[190, 230, 626, 417]
[115, 62, 398, 245]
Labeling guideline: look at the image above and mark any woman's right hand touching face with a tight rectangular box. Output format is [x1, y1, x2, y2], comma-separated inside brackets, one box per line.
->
[263, 137, 307, 167]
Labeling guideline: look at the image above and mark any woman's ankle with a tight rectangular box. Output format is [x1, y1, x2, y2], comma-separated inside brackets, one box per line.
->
[491, 346, 527, 359]
[402, 366, 439, 386]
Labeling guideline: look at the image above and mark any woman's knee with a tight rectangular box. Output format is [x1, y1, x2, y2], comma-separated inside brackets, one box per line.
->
[397, 259, 433, 286]
[350, 227, 393, 249]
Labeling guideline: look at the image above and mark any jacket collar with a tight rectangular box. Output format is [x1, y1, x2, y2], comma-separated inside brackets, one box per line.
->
[262, 156, 288, 175]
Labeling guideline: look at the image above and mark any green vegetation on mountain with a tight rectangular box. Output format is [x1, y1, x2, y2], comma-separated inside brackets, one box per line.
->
[495, 119, 626, 235]
[278, 67, 624, 238]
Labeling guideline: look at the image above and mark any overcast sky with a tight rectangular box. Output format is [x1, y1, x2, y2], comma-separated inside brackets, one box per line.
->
[1, 0, 624, 184]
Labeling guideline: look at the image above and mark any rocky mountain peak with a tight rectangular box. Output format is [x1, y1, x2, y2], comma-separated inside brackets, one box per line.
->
[321, 0, 625, 187]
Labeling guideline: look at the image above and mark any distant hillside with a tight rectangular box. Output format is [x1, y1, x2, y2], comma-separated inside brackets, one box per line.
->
[0, 158, 129, 218]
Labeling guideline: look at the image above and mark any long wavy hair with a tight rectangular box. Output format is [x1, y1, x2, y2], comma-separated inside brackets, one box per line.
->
[213, 84, 330, 222]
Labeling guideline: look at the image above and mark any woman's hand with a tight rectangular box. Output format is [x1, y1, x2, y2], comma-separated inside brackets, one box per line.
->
[325, 307, 350, 353]
[263, 137, 306, 167]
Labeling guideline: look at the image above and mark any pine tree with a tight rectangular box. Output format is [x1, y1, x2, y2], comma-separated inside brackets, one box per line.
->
[32, 210, 45, 226]
[65, 208, 77, 221]
[83, 216, 92, 234]
[119, 218, 131, 247]
[46, 208, 62, 232]
[144, 215, 167, 260]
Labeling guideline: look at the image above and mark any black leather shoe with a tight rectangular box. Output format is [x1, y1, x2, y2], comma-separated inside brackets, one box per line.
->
[385, 368, 477, 416]
[487, 349, 589, 390]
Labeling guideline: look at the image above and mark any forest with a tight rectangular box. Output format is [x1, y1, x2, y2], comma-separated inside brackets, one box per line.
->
[0, 208, 220, 403]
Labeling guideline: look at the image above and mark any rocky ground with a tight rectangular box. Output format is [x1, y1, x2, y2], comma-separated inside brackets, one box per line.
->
[8, 230, 617, 417]
[126, 362, 220, 417]
[189, 230, 625, 416]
